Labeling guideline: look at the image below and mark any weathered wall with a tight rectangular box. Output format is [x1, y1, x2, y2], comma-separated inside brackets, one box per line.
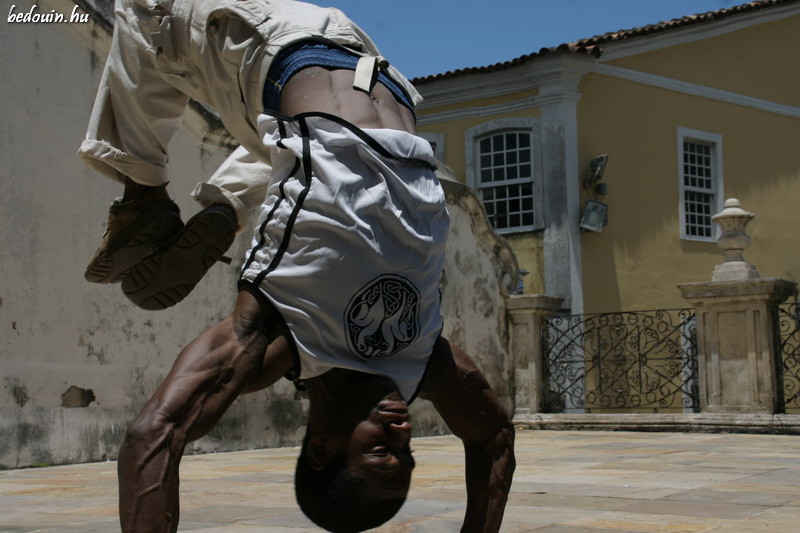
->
[0, 3, 517, 468]
[411, 167, 518, 434]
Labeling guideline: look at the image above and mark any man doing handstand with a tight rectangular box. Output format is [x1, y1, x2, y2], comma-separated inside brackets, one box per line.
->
[81, 0, 515, 531]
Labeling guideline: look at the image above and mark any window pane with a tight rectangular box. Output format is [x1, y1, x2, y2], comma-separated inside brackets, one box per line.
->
[496, 198, 507, 214]
[493, 135, 504, 151]
[522, 182, 533, 195]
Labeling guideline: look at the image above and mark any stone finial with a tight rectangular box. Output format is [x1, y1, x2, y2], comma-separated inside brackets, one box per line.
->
[710, 198, 760, 282]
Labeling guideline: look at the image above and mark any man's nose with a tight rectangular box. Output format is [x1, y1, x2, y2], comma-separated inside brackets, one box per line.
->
[387, 418, 412, 444]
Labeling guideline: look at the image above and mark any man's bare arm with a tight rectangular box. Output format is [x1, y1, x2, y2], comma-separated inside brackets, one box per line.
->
[419, 338, 515, 533]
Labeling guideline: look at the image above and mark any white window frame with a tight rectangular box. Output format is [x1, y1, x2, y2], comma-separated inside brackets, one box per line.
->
[465, 118, 543, 234]
[677, 127, 724, 242]
[418, 132, 445, 162]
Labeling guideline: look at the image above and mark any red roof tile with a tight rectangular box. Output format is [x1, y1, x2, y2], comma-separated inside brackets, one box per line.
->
[412, 0, 799, 84]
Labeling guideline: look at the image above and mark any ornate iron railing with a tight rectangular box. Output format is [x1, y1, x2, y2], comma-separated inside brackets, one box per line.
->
[542, 309, 699, 413]
[777, 302, 800, 412]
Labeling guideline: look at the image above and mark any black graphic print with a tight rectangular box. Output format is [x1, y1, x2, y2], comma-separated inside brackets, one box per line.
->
[345, 275, 420, 359]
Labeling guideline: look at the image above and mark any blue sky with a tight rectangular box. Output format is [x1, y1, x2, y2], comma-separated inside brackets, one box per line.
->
[306, 0, 743, 79]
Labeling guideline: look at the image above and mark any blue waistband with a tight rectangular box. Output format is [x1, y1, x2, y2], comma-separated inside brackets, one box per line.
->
[263, 42, 415, 115]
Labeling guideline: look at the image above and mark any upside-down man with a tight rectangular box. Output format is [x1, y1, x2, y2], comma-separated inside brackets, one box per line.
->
[80, 0, 515, 531]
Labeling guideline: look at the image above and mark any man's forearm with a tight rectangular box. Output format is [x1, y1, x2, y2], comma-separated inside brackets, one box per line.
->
[461, 426, 515, 533]
[421, 340, 517, 532]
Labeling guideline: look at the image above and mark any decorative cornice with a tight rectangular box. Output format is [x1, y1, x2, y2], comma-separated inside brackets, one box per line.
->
[535, 92, 582, 108]
[417, 54, 595, 111]
[417, 96, 539, 126]
[419, 55, 800, 127]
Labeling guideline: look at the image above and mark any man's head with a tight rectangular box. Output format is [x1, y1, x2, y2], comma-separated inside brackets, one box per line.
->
[295, 376, 415, 532]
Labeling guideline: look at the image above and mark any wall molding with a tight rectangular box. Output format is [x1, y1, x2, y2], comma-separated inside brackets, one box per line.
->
[417, 55, 595, 111]
[419, 62, 800, 127]
[417, 97, 540, 126]
[593, 63, 800, 119]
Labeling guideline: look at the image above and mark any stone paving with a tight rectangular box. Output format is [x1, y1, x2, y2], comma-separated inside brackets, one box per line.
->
[1, 429, 800, 532]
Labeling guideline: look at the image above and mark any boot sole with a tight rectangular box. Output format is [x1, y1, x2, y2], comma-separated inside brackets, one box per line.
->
[121, 206, 236, 310]
[85, 210, 183, 284]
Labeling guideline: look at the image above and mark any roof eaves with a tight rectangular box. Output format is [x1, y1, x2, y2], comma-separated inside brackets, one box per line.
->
[412, 44, 602, 85]
[411, 0, 799, 85]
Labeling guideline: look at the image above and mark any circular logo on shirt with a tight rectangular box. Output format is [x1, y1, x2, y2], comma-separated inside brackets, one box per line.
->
[345, 275, 421, 359]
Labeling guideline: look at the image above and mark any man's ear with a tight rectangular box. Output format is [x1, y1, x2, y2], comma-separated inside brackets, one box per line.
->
[307, 436, 331, 470]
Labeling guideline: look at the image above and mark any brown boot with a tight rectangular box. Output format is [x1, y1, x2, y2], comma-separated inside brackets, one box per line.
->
[85, 185, 183, 284]
[121, 204, 237, 310]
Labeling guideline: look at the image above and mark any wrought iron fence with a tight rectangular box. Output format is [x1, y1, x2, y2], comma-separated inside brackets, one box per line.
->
[777, 302, 800, 412]
[542, 309, 699, 413]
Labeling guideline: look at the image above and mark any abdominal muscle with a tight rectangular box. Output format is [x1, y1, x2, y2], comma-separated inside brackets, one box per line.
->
[278, 67, 416, 134]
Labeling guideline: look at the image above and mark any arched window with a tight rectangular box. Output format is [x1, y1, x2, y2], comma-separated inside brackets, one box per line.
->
[466, 118, 543, 233]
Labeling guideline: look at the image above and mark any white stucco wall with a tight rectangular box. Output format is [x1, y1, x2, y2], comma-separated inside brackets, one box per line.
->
[0, 6, 302, 467]
[0, 2, 517, 468]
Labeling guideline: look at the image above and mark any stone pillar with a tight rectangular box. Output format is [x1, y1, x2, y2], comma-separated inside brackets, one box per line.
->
[507, 294, 565, 420]
[535, 55, 593, 314]
[680, 280, 795, 413]
[679, 198, 797, 414]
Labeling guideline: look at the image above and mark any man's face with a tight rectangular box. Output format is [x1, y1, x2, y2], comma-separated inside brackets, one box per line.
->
[344, 396, 415, 497]
[307, 371, 416, 497]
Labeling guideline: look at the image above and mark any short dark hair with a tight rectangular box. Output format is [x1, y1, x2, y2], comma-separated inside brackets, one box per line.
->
[295, 435, 407, 532]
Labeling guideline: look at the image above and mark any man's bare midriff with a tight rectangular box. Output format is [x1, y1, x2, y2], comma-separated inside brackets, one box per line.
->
[278, 67, 416, 134]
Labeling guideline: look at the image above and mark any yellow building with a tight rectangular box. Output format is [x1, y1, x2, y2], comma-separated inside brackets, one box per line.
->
[414, 0, 800, 314]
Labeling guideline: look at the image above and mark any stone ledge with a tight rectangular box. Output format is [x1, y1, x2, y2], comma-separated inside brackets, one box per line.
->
[678, 277, 797, 303]
[514, 413, 800, 435]
[507, 294, 565, 313]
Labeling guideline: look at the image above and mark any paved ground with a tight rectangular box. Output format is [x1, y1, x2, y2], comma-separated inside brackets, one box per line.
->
[2, 429, 800, 532]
